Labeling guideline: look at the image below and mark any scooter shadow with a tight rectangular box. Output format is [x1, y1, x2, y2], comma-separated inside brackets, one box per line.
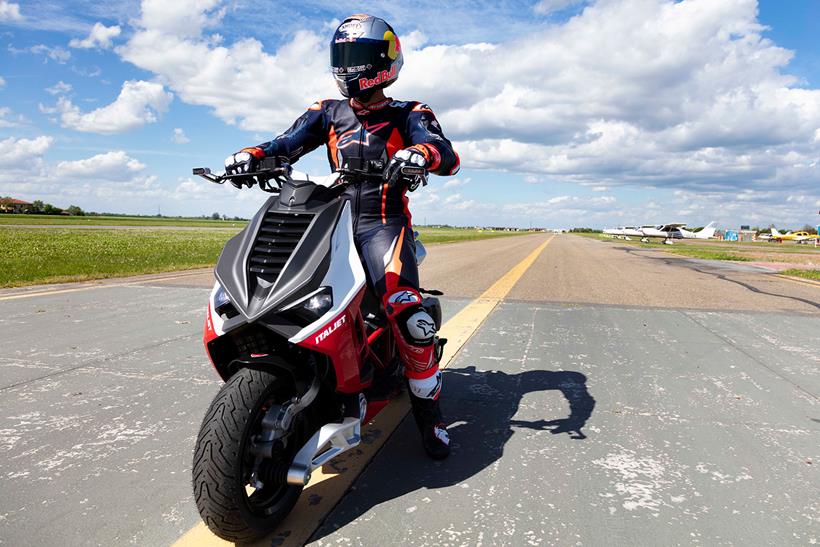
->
[309, 364, 596, 542]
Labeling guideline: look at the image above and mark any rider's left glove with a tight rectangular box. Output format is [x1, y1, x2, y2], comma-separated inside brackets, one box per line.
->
[384, 147, 428, 191]
[224, 147, 265, 188]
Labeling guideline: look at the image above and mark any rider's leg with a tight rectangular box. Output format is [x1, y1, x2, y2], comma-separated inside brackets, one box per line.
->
[357, 222, 450, 459]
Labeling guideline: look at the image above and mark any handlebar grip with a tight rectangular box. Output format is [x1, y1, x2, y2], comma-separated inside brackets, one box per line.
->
[400, 166, 426, 176]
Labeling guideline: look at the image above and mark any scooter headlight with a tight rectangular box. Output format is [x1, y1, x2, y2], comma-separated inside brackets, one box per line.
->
[214, 285, 230, 309]
[303, 287, 333, 317]
[213, 284, 238, 318]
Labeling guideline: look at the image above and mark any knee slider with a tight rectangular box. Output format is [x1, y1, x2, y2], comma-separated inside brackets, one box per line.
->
[400, 307, 437, 346]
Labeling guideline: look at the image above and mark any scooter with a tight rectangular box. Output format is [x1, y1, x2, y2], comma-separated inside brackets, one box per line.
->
[190, 159, 444, 542]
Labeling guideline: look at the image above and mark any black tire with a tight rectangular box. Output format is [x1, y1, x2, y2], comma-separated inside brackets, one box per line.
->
[192, 367, 311, 543]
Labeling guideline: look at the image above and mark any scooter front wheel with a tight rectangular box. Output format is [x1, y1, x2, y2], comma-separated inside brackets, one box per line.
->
[192, 367, 312, 542]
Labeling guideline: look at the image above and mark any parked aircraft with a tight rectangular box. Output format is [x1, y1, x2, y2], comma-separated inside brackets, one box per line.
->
[770, 228, 815, 243]
[604, 222, 718, 244]
[639, 222, 717, 243]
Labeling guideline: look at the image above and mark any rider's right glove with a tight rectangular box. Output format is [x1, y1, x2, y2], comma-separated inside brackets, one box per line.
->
[224, 147, 265, 188]
[384, 146, 429, 191]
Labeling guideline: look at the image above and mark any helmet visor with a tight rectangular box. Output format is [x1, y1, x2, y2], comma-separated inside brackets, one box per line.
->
[331, 40, 389, 72]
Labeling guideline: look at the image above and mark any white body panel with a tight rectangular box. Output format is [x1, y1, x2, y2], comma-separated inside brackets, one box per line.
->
[288, 202, 366, 344]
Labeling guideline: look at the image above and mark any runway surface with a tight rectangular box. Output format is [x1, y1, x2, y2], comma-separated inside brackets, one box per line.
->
[0, 234, 817, 546]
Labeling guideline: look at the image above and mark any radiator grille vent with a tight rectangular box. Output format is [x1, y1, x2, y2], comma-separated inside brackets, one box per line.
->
[248, 211, 314, 283]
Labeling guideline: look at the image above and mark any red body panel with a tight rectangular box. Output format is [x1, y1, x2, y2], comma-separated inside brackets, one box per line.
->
[203, 302, 219, 369]
[297, 288, 369, 394]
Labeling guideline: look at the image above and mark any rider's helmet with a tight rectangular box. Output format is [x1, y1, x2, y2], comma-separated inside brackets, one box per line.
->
[330, 14, 403, 98]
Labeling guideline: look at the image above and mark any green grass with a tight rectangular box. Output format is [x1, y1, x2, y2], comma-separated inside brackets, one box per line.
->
[0, 228, 234, 287]
[781, 269, 820, 281]
[662, 248, 751, 261]
[0, 226, 533, 287]
[0, 214, 247, 228]
[582, 234, 750, 261]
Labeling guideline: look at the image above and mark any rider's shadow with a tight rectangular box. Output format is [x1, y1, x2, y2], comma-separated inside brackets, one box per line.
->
[311, 365, 595, 540]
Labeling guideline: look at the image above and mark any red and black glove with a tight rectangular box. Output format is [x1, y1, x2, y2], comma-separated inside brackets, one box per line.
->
[224, 147, 265, 188]
[384, 146, 429, 191]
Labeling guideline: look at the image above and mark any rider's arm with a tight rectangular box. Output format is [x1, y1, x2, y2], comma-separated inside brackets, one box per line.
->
[254, 101, 331, 165]
[405, 103, 460, 176]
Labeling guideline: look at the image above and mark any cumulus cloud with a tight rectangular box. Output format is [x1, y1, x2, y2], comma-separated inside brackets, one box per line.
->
[171, 127, 190, 144]
[45, 80, 72, 95]
[57, 151, 146, 181]
[56, 0, 805, 224]
[69, 22, 122, 49]
[0, 135, 53, 166]
[0, 142, 170, 209]
[43, 80, 173, 134]
[396, 0, 820, 199]
[30, 44, 71, 63]
[117, 0, 334, 131]
[0, 1, 22, 22]
[0, 106, 27, 128]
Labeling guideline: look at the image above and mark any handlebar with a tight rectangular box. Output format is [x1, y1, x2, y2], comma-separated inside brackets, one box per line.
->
[192, 158, 428, 193]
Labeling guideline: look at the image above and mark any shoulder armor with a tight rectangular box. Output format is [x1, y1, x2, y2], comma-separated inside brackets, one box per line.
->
[308, 99, 337, 111]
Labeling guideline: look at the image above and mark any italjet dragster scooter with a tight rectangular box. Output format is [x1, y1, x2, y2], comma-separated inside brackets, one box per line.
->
[190, 159, 444, 542]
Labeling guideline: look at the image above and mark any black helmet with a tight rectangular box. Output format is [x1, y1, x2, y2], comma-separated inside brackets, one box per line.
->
[330, 14, 403, 98]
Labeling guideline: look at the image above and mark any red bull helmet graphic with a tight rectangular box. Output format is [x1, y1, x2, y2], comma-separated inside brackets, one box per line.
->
[330, 14, 403, 98]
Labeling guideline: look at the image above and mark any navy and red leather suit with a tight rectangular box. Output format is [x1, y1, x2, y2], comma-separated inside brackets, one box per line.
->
[251, 96, 459, 391]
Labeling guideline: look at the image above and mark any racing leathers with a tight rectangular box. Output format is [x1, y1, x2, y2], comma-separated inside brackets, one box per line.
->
[245, 96, 459, 452]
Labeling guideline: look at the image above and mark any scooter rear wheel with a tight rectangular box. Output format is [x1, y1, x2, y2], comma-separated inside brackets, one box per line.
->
[192, 367, 312, 542]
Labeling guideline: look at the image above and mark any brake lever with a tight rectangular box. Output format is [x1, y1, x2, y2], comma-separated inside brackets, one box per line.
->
[192, 167, 225, 184]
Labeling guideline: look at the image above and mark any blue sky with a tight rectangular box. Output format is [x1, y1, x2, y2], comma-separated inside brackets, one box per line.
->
[1, 0, 819, 229]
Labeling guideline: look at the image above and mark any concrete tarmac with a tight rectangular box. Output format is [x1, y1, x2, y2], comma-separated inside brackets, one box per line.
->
[0, 234, 817, 546]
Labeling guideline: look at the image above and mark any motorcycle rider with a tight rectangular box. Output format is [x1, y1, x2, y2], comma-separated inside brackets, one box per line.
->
[224, 14, 460, 459]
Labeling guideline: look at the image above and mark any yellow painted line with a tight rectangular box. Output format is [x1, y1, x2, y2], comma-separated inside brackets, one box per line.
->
[773, 273, 820, 288]
[0, 270, 210, 301]
[173, 235, 554, 547]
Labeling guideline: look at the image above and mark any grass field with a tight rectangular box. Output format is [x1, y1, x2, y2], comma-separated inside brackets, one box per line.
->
[0, 226, 529, 288]
[0, 228, 231, 287]
[781, 269, 820, 281]
[0, 214, 247, 228]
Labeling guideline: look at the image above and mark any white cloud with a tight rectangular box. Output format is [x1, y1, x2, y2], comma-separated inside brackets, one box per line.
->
[46, 80, 73, 95]
[442, 177, 470, 189]
[69, 22, 122, 49]
[0, 136, 53, 166]
[117, 0, 334, 131]
[0, 107, 27, 128]
[30, 44, 71, 63]
[0, 1, 22, 22]
[57, 151, 146, 181]
[44, 80, 173, 134]
[0, 75, 5, 88]
[171, 127, 190, 144]
[115, 0, 818, 200]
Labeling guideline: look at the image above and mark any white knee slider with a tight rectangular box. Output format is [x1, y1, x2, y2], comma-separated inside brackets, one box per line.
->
[405, 309, 436, 345]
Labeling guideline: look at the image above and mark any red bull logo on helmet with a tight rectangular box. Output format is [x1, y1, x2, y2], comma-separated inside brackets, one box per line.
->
[358, 64, 397, 91]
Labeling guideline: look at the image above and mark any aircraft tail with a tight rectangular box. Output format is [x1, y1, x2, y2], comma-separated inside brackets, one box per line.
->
[695, 221, 717, 239]
[771, 227, 782, 237]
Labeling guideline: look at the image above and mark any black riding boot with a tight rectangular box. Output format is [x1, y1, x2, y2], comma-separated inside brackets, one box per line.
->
[409, 392, 450, 460]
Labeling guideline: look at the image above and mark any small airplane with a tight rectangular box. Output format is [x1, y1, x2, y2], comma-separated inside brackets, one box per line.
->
[769, 228, 816, 243]
[604, 222, 718, 243]
[638, 222, 718, 244]
[603, 226, 642, 240]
